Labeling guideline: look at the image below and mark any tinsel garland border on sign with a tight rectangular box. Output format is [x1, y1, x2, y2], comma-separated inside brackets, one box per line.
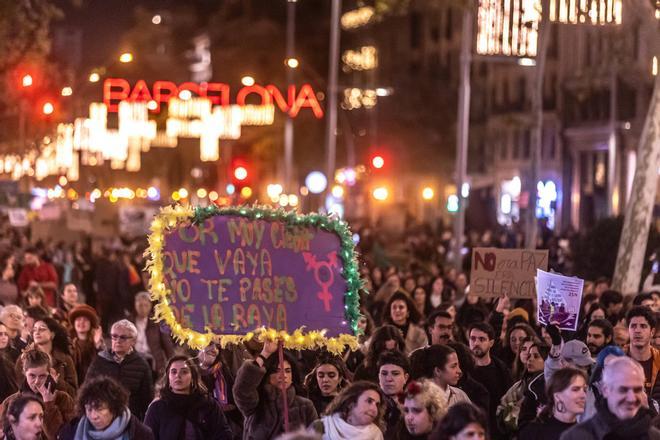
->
[144, 204, 363, 354]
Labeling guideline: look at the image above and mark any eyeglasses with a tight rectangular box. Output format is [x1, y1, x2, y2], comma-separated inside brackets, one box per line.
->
[110, 334, 133, 341]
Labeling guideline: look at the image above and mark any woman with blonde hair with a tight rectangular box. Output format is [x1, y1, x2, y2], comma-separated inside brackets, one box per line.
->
[310, 380, 386, 440]
[399, 379, 448, 439]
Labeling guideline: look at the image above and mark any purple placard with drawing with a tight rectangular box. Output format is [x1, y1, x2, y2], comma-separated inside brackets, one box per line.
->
[161, 215, 350, 337]
[536, 269, 584, 331]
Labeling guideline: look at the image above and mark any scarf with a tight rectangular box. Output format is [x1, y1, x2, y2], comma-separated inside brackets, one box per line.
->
[321, 413, 383, 440]
[74, 408, 131, 440]
[211, 363, 228, 404]
[598, 401, 655, 439]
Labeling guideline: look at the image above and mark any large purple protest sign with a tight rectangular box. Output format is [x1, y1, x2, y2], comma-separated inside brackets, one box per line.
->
[160, 214, 351, 337]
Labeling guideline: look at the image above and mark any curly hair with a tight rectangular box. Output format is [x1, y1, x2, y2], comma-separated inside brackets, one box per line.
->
[323, 381, 386, 430]
[384, 290, 422, 326]
[76, 376, 129, 419]
[403, 379, 447, 423]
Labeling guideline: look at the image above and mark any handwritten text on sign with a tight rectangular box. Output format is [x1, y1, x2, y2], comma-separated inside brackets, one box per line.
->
[470, 248, 548, 298]
[161, 215, 349, 336]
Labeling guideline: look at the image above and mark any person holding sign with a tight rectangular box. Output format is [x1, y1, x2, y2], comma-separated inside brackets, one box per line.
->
[233, 340, 317, 439]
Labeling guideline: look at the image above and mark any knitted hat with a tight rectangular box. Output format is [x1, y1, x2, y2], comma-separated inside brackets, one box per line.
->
[68, 304, 100, 329]
[508, 307, 529, 323]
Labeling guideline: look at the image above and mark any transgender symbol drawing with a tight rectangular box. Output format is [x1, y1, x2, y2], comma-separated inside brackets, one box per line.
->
[303, 251, 338, 312]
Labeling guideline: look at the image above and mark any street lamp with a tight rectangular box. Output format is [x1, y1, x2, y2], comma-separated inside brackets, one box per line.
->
[286, 58, 299, 68]
[61, 87, 73, 96]
[119, 52, 134, 63]
[422, 187, 434, 201]
[88, 73, 100, 83]
[22, 74, 33, 88]
[241, 76, 255, 86]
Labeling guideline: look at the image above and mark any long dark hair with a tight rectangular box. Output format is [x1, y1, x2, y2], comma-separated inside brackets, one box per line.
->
[260, 351, 303, 395]
[538, 367, 587, 420]
[410, 344, 457, 380]
[160, 355, 207, 398]
[304, 355, 350, 398]
[35, 318, 71, 356]
[365, 325, 405, 368]
[430, 402, 488, 440]
[512, 336, 541, 381]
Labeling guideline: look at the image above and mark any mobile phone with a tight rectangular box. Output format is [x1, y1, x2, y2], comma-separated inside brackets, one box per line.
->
[44, 375, 56, 392]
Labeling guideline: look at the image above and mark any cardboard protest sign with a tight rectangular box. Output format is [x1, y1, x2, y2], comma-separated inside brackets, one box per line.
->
[470, 248, 548, 299]
[146, 205, 362, 353]
[536, 269, 584, 331]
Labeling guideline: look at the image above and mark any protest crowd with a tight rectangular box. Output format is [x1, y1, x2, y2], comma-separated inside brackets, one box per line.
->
[0, 218, 659, 440]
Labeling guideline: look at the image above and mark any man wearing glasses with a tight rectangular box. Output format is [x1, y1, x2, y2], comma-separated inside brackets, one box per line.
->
[85, 319, 154, 419]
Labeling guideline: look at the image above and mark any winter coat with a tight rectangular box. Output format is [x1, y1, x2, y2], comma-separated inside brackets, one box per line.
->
[0, 384, 75, 440]
[84, 349, 153, 420]
[56, 413, 154, 440]
[70, 337, 98, 385]
[232, 360, 318, 440]
[144, 390, 233, 440]
[560, 403, 660, 440]
[518, 372, 546, 429]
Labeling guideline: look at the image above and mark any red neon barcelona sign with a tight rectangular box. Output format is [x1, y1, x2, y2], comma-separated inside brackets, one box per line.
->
[103, 78, 324, 119]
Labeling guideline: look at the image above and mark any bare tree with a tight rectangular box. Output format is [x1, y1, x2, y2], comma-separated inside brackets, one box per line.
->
[612, 0, 660, 294]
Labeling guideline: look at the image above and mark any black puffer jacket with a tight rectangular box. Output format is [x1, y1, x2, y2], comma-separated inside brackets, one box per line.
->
[144, 389, 233, 440]
[84, 350, 153, 420]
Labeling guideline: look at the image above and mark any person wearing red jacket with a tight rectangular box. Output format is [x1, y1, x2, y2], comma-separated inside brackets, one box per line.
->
[17, 248, 58, 308]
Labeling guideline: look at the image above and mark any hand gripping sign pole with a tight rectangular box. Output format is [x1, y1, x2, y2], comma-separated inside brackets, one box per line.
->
[278, 340, 290, 433]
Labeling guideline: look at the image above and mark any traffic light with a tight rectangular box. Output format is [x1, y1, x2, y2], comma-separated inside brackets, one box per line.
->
[230, 158, 252, 195]
[42, 102, 54, 115]
[371, 154, 385, 169]
[234, 166, 248, 181]
[22, 74, 33, 88]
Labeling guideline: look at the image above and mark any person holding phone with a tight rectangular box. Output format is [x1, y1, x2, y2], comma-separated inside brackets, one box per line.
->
[0, 349, 75, 439]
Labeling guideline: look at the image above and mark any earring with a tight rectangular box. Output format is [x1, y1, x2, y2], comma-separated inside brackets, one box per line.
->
[556, 400, 566, 413]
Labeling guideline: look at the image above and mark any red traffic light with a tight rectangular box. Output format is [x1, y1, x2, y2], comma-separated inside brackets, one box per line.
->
[371, 155, 385, 169]
[234, 166, 248, 181]
[42, 102, 54, 115]
[22, 74, 33, 88]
